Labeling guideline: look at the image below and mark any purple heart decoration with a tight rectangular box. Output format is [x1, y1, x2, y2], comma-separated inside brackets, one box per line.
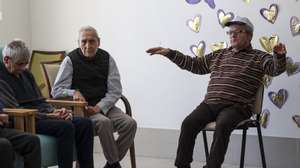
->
[290, 16, 300, 36]
[286, 57, 300, 76]
[260, 4, 279, 24]
[185, 0, 201, 5]
[260, 109, 270, 128]
[204, 0, 215, 9]
[268, 89, 288, 109]
[217, 9, 234, 28]
[262, 75, 272, 88]
[292, 115, 300, 128]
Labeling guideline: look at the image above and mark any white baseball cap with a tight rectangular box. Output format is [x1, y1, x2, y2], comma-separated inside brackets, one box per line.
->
[225, 16, 254, 33]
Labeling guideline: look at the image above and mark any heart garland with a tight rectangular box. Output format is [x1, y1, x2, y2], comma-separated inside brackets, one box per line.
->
[260, 4, 279, 24]
[259, 34, 279, 53]
[186, 15, 201, 33]
[209, 42, 228, 52]
[260, 109, 270, 128]
[268, 89, 288, 109]
[292, 115, 300, 128]
[290, 16, 300, 36]
[190, 41, 206, 57]
[286, 57, 300, 76]
[217, 9, 234, 28]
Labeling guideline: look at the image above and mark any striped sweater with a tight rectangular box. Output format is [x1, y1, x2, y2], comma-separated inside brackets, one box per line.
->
[166, 46, 286, 107]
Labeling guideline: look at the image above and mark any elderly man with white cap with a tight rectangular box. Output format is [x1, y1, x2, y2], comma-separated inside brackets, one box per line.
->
[146, 16, 287, 168]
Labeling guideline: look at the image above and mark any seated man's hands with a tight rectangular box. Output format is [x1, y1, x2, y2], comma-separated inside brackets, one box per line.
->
[273, 43, 287, 55]
[48, 108, 72, 120]
[85, 105, 101, 116]
[73, 90, 86, 102]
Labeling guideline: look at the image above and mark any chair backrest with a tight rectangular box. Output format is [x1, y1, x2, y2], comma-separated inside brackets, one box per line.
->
[40, 60, 62, 98]
[252, 85, 264, 115]
[29, 50, 65, 98]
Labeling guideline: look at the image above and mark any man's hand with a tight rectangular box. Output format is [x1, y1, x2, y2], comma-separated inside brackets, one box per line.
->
[146, 47, 171, 56]
[49, 108, 72, 120]
[85, 105, 101, 116]
[73, 90, 86, 101]
[273, 43, 287, 55]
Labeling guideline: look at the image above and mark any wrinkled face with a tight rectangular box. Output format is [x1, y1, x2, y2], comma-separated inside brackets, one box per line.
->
[79, 30, 100, 57]
[227, 25, 252, 50]
[3, 56, 28, 75]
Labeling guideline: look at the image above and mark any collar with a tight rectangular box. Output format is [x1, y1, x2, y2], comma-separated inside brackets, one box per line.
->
[229, 44, 253, 53]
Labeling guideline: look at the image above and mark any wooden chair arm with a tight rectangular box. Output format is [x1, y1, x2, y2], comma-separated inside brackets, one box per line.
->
[46, 99, 87, 107]
[2, 108, 37, 134]
[46, 99, 87, 117]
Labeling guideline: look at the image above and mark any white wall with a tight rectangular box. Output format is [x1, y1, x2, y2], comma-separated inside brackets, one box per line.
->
[0, 0, 30, 47]
[29, 0, 300, 138]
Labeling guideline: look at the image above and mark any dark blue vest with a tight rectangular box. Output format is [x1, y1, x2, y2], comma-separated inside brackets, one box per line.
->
[69, 48, 109, 106]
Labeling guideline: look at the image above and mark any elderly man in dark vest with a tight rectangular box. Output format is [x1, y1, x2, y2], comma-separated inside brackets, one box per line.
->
[52, 26, 137, 168]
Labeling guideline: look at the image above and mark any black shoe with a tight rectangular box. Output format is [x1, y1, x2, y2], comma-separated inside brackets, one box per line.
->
[103, 162, 121, 168]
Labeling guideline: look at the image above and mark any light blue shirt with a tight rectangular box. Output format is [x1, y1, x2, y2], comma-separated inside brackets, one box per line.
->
[51, 53, 122, 114]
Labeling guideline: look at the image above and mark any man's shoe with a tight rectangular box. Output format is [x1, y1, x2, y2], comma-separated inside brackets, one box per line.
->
[103, 162, 121, 168]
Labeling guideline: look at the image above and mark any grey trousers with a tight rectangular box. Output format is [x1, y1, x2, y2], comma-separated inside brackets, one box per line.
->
[89, 106, 137, 163]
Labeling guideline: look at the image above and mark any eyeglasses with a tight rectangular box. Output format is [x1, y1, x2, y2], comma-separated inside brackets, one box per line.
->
[226, 30, 247, 36]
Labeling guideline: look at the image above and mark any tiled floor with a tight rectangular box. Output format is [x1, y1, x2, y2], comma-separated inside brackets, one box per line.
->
[50, 153, 259, 168]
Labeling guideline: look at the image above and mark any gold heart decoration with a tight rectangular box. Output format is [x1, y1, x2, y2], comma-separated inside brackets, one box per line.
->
[217, 9, 234, 28]
[190, 41, 206, 57]
[262, 75, 272, 88]
[290, 16, 300, 36]
[209, 42, 228, 52]
[186, 15, 201, 33]
[260, 109, 270, 128]
[259, 34, 279, 53]
[286, 57, 300, 76]
[260, 4, 279, 24]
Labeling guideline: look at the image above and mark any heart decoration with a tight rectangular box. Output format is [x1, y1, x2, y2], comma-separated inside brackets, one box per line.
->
[286, 57, 300, 76]
[185, 0, 215, 9]
[209, 42, 228, 52]
[185, 0, 201, 5]
[243, 0, 251, 3]
[290, 16, 300, 36]
[292, 115, 300, 128]
[268, 89, 288, 109]
[186, 15, 201, 33]
[260, 109, 270, 128]
[262, 75, 272, 88]
[260, 4, 279, 24]
[259, 34, 279, 53]
[190, 41, 206, 57]
[217, 9, 234, 28]
[204, 0, 215, 9]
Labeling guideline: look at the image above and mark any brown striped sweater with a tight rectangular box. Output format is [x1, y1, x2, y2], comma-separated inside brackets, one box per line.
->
[166, 45, 286, 108]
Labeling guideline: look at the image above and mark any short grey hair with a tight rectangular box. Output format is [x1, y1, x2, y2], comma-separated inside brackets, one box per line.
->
[2, 39, 30, 63]
[78, 26, 100, 42]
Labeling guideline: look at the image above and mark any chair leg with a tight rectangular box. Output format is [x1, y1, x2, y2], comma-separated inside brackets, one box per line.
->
[202, 130, 209, 163]
[257, 126, 267, 168]
[240, 129, 247, 168]
[129, 142, 136, 168]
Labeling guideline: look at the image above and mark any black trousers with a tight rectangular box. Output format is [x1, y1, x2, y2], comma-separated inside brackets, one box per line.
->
[175, 102, 251, 168]
[0, 128, 41, 168]
[36, 117, 94, 168]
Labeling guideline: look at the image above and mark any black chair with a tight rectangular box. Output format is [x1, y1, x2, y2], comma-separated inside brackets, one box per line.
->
[202, 86, 267, 168]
